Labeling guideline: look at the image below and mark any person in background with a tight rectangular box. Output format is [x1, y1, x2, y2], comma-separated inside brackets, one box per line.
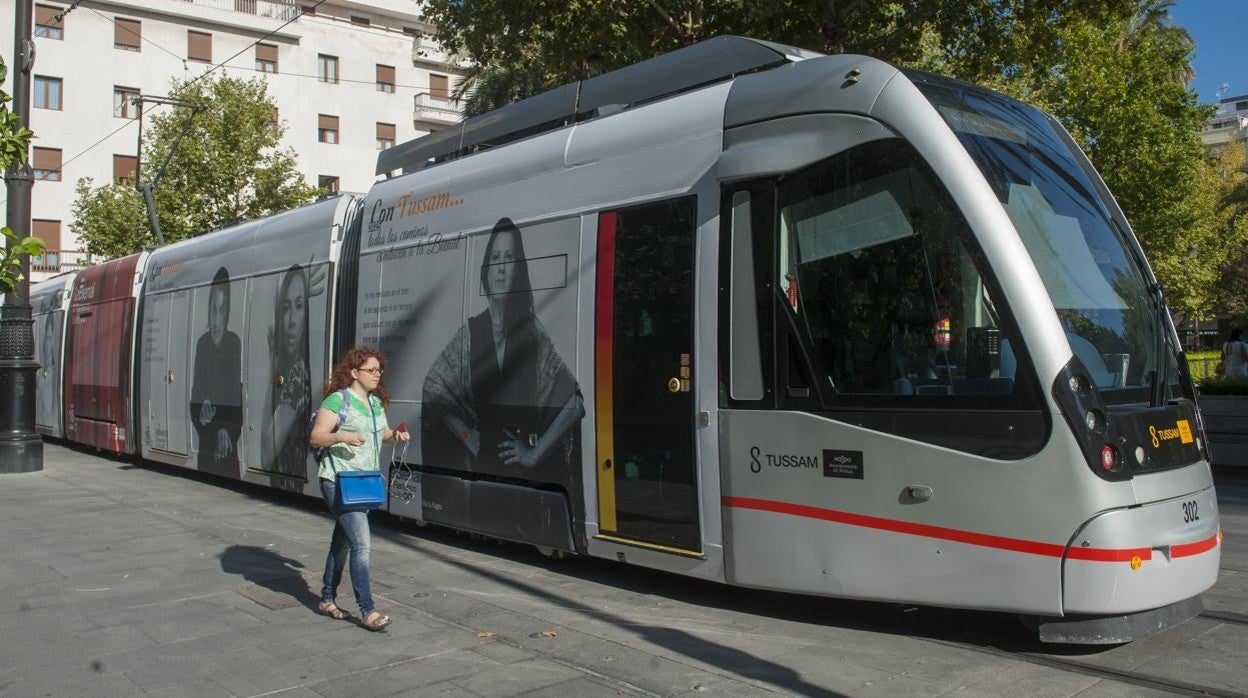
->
[1222, 327, 1248, 377]
[309, 346, 409, 632]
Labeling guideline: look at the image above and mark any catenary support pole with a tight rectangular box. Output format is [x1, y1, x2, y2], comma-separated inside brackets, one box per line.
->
[1, 0, 43, 473]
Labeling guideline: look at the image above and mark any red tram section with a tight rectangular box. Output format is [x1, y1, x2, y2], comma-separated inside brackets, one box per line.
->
[63, 253, 146, 454]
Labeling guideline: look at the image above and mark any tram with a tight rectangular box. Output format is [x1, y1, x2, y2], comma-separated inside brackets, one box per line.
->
[35, 36, 1220, 643]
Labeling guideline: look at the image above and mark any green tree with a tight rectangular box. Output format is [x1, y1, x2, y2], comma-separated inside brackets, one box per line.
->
[0, 56, 43, 294]
[71, 74, 317, 259]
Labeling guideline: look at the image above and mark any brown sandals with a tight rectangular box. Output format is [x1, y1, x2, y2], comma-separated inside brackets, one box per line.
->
[317, 602, 349, 620]
[362, 611, 391, 632]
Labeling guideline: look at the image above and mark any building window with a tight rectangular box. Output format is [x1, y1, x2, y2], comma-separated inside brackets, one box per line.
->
[33, 76, 62, 110]
[430, 73, 449, 100]
[318, 54, 338, 84]
[32, 220, 61, 251]
[188, 30, 212, 63]
[376, 122, 395, 150]
[32, 147, 62, 181]
[318, 114, 339, 144]
[318, 175, 339, 196]
[114, 86, 140, 118]
[301, 4, 316, 15]
[376, 64, 395, 93]
[114, 17, 141, 51]
[255, 43, 278, 73]
[35, 4, 64, 39]
[350, 15, 370, 26]
[269, 107, 279, 130]
[113, 154, 138, 183]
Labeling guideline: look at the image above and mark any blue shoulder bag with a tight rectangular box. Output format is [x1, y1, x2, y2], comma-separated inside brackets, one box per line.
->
[329, 393, 386, 513]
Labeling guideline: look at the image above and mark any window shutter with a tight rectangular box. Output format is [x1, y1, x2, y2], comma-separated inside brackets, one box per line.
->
[35, 4, 63, 28]
[318, 114, 339, 130]
[114, 18, 140, 49]
[430, 74, 449, 99]
[188, 31, 212, 62]
[376, 123, 395, 140]
[33, 147, 62, 172]
[32, 220, 62, 250]
[113, 154, 138, 182]
[256, 43, 277, 63]
[376, 64, 395, 84]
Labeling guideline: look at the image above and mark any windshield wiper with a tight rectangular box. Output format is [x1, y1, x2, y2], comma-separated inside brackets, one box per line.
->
[1146, 281, 1169, 407]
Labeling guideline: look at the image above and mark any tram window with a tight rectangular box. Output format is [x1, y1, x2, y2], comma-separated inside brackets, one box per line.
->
[777, 139, 1026, 401]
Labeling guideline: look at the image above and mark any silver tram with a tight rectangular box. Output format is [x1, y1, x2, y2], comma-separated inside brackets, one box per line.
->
[35, 36, 1220, 643]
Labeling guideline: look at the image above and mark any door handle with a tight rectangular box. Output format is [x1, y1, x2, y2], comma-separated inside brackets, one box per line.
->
[905, 485, 933, 502]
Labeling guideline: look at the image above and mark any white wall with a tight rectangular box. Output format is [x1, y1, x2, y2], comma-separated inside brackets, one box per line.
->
[0, 0, 463, 263]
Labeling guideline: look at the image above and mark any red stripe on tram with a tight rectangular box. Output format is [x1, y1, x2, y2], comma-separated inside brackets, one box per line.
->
[722, 496, 1218, 562]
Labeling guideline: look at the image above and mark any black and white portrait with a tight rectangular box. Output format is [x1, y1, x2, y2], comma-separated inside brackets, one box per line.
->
[190, 266, 242, 475]
[421, 217, 584, 482]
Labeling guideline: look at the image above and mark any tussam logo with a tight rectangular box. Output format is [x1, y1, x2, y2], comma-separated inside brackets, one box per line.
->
[1149, 419, 1194, 448]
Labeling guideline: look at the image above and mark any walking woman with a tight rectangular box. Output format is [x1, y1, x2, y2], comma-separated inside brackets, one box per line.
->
[309, 346, 409, 631]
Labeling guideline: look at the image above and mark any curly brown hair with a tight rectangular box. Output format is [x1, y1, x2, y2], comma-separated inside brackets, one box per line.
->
[323, 346, 391, 407]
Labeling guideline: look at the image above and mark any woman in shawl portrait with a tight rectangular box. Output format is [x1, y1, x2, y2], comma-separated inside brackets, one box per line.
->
[421, 217, 583, 481]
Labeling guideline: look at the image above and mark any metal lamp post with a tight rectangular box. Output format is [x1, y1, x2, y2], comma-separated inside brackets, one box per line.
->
[1, 0, 43, 473]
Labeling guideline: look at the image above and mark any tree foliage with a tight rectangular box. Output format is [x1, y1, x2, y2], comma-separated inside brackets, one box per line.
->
[71, 74, 317, 259]
[424, 0, 1226, 317]
[0, 55, 43, 294]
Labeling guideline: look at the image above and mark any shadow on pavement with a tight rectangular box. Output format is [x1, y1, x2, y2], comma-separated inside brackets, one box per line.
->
[219, 544, 318, 612]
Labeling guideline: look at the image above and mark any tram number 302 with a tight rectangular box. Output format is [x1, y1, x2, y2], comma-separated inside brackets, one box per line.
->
[1182, 500, 1200, 523]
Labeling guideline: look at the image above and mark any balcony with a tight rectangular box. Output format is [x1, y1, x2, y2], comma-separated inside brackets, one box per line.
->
[414, 93, 463, 127]
[30, 250, 96, 279]
[411, 36, 471, 70]
[180, 0, 302, 21]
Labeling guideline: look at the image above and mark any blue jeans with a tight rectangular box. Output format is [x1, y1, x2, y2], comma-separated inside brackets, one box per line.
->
[319, 478, 374, 616]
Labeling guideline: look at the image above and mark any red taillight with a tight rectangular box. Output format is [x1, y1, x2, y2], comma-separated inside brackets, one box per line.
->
[1100, 444, 1118, 471]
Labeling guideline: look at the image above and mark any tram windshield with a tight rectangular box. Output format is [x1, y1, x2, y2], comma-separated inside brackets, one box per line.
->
[913, 75, 1180, 405]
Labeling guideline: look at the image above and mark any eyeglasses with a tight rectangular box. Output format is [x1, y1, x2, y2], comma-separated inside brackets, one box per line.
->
[356, 367, 384, 375]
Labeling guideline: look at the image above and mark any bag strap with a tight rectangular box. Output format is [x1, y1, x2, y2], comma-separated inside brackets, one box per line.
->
[326, 388, 360, 475]
[370, 394, 380, 469]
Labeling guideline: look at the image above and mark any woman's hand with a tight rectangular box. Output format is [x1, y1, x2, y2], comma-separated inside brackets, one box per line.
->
[339, 432, 366, 447]
[499, 433, 538, 468]
[198, 398, 216, 426]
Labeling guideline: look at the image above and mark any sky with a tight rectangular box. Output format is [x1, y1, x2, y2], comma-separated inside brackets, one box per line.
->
[1169, 0, 1248, 106]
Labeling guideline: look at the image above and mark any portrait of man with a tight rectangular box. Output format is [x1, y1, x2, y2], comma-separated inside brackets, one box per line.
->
[190, 266, 243, 476]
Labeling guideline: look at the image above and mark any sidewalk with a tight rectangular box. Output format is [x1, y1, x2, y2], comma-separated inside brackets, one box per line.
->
[10, 444, 1239, 697]
[2, 444, 860, 697]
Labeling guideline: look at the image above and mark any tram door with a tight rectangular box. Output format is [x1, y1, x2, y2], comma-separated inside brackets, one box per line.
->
[594, 198, 701, 553]
[146, 290, 192, 455]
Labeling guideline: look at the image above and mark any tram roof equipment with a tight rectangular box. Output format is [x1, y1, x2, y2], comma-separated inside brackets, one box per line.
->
[375, 35, 821, 176]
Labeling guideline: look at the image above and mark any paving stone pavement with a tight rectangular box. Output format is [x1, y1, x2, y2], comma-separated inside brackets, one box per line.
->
[1, 444, 1243, 697]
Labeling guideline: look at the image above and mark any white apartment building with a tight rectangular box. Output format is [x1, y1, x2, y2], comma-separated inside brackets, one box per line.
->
[1200, 92, 1248, 152]
[0, 0, 466, 281]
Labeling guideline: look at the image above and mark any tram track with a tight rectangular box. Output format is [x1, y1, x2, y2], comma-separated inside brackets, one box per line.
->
[929, 637, 1248, 698]
[1201, 609, 1248, 627]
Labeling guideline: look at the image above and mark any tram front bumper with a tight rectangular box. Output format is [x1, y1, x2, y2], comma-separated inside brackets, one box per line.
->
[1061, 486, 1220, 616]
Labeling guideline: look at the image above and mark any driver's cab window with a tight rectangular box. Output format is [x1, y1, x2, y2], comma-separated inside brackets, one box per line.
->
[778, 139, 1021, 399]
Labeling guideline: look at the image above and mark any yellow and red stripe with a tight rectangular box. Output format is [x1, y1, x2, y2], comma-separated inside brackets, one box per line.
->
[595, 212, 618, 532]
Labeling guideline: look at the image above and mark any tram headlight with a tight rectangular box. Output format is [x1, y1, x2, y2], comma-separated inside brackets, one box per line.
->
[1085, 410, 1103, 433]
